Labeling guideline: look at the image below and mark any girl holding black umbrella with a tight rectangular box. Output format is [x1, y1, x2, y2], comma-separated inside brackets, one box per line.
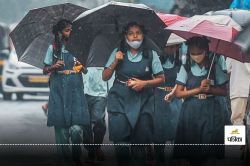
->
[102, 21, 165, 166]
[43, 19, 92, 166]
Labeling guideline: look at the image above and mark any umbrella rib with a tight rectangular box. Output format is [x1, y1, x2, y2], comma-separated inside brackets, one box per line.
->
[62, 4, 65, 19]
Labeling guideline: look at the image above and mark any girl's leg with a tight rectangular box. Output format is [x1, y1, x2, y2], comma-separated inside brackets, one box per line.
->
[132, 113, 153, 166]
[70, 125, 83, 162]
[54, 127, 72, 166]
[82, 124, 95, 162]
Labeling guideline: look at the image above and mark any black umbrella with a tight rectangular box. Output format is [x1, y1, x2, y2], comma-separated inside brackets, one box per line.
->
[86, 28, 162, 67]
[68, 1, 168, 67]
[9, 3, 88, 69]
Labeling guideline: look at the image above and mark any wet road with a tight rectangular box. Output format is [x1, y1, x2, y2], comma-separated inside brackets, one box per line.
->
[0, 94, 246, 166]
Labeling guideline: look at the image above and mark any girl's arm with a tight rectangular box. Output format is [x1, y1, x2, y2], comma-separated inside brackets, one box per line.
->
[207, 85, 227, 96]
[43, 60, 64, 74]
[175, 84, 201, 99]
[127, 74, 165, 92]
[102, 51, 124, 81]
[164, 85, 177, 102]
[102, 59, 119, 81]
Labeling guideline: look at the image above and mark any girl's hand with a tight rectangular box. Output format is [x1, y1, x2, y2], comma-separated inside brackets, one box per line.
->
[200, 79, 210, 87]
[200, 79, 210, 93]
[164, 92, 175, 102]
[53, 60, 64, 69]
[115, 51, 124, 62]
[127, 78, 146, 92]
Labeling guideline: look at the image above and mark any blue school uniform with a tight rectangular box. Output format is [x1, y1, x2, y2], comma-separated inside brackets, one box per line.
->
[105, 48, 163, 142]
[105, 48, 163, 166]
[173, 54, 228, 158]
[153, 56, 182, 142]
[44, 45, 90, 127]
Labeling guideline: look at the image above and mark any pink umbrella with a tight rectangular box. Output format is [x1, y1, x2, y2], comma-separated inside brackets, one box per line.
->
[157, 13, 187, 26]
[166, 19, 250, 63]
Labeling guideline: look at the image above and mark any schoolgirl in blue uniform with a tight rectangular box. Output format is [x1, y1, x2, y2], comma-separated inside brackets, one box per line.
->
[173, 36, 228, 166]
[102, 22, 165, 166]
[152, 42, 183, 165]
[43, 19, 91, 166]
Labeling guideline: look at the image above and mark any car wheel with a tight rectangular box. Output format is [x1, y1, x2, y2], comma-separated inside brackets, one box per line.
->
[16, 93, 24, 101]
[3, 92, 12, 100]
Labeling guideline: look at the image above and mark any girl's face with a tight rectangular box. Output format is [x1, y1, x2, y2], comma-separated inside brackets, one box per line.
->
[164, 45, 179, 56]
[61, 25, 72, 38]
[126, 25, 144, 42]
[189, 46, 206, 64]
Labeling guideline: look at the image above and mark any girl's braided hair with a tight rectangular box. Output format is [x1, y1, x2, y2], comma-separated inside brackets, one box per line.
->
[52, 19, 72, 59]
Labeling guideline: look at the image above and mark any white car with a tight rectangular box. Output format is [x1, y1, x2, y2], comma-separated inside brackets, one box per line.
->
[2, 50, 49, 100]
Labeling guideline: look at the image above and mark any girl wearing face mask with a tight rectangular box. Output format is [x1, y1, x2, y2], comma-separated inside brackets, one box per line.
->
[102, 22, 165, 166]
[173, 36, 228, 166]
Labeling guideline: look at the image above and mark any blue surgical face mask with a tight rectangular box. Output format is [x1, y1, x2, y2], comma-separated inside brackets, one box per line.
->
[126, 39, 143, 49]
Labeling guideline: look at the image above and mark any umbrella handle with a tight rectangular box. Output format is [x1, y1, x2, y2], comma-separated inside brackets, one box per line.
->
[207, 39, 220, 79]
[207, 53, 216, 79]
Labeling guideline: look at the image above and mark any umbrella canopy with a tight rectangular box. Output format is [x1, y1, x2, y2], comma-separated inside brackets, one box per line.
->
[157, 13, 187, 47]
[68, 1, 168, 67]
[192, 15, 242, 30]
[158, 14, 242, 46]
[205, 9, 250, 27]
[157, 13, 187, 26]
[166, 33, 186, 46]
[85, 29, 161, 67]
[166, 18, 250, 62]
[9, 3, 88, 69]
[235, 22, 250, 53]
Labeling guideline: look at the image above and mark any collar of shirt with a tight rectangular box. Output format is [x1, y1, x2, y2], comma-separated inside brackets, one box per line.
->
[61, 45, 69, 53]
[162, 58, 175, 69]
[191, 61, 208, 76]
[127, 50, 142, 62]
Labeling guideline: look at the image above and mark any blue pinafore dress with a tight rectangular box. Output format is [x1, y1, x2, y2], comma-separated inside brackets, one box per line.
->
[153, 64, 182, 142]
[107, 52, 155, 143]
[173, 69, 224, 159]
[47, 51, 90, 127]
